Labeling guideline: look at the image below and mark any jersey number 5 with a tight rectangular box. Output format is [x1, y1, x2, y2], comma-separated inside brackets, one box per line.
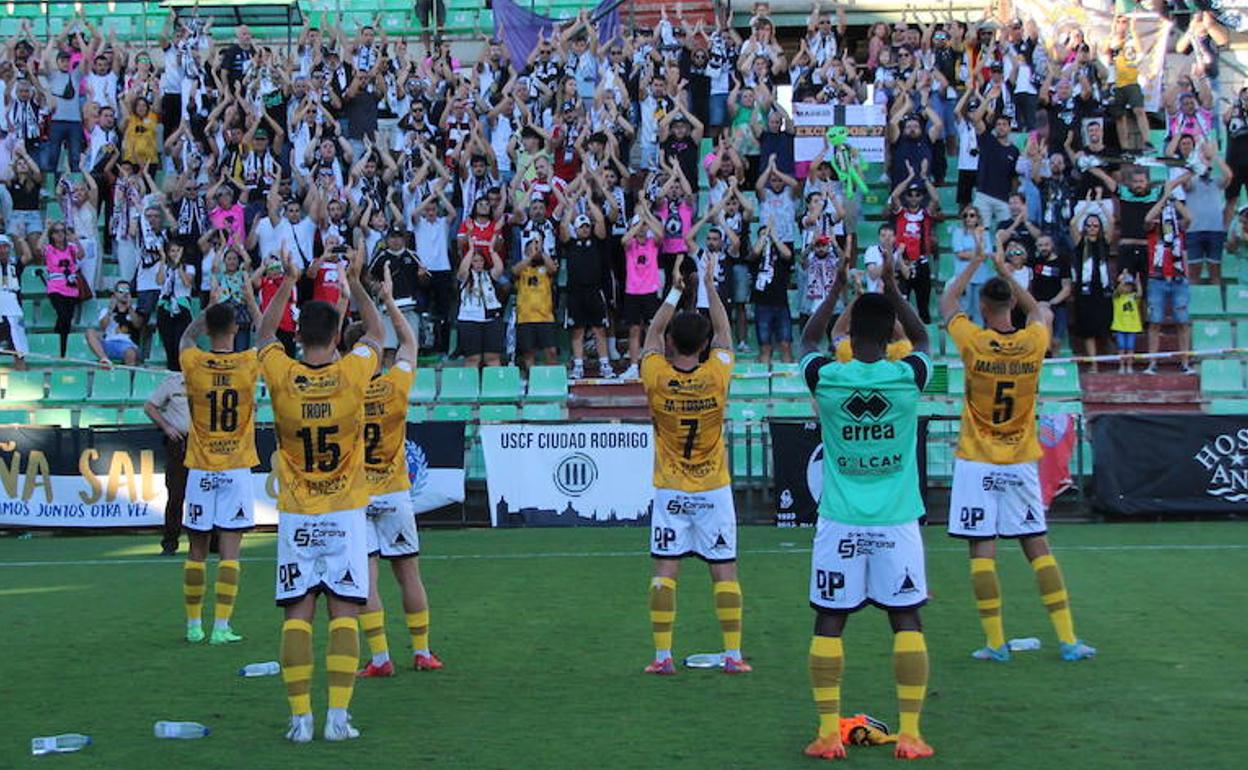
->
[296, 426, 341, 473]
[992, 381, 1015, 424]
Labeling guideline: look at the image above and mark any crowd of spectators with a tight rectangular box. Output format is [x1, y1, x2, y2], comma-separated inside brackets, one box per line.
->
[0, 1, 1239, 379]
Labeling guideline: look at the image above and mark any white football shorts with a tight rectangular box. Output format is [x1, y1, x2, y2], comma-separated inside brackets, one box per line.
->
[275, 509, 369, 606]
[809, 517, 928, 612]
[365, 490, 421, 559]
[946, 459, 1046, 539]
[650, 484, 738, 563]
[183, 469, 256, 532]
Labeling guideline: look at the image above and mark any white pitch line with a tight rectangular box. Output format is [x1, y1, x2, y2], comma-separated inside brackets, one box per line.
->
[0, 542, 1246, 568]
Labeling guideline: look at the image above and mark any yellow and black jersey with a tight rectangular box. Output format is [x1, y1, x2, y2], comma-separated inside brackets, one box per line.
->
[947, 313, 1049, 464]
[833, 338, 914, 363]
[259, 342, 378, 514]
[363, 362, 416, 496]
[640, 347, 733, 492]
[180, 347, 260, 471]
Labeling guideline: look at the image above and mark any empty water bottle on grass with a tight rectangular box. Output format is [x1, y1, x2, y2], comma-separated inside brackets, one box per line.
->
[31, 734, 91, 755]
[238, 661, 281, 677]
[154, 721, 210, 739]
[1008, 637, 1042, 652]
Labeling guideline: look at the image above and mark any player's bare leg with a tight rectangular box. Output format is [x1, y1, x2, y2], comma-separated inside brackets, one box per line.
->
[966, 539, 1009, 661]
[208, 530, 244, 644]
[645, 558, 681, 674]
[1020, 536, 1095, 661]
[888, 610, 934, 759]
[805, 610, 848, 760]
[357, 557, 395, 678]
[709, 561, 748, 673]
[281, 595, 317, 743]
[393, 557, 441, 670]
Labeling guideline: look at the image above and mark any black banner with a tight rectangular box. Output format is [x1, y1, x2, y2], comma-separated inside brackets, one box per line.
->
[1092, 413, 1248, 515]
[770, 419, 930, 527]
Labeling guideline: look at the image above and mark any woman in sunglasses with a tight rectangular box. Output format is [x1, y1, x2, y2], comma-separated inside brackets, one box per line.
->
[40, 224, 84, 358]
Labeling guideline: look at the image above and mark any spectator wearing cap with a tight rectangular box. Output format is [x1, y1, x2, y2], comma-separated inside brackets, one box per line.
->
[799, 233, 842, 330]
[887, 164, 940, 323]
[560, 203, 613, 379]
[369, 225, 430, 362]
[41, 40, 85, 175]
[0, 235, 31, 370]
[660, 108, 706, 191]
[145, 367, 190, 556]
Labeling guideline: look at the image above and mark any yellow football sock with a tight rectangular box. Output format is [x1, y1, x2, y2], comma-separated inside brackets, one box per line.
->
[810, 635, 844, 739]
[713, 581, 743, 654]
[183, 559, 205, 624]
[213, 560, 240, 626]
[406, 610, 430, 653]
[894, 631, 928, 738]
[360, 610, 388, 658]
[280, 619, 313, 716]
[970, 557, 1005, 649]
[327, 617, 359, 710]
[649, 577, 677, 655]
[1032, 554, 1077, 645]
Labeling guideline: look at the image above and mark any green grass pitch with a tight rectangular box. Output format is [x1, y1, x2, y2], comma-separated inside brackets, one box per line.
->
[1, 522, 1246, 769]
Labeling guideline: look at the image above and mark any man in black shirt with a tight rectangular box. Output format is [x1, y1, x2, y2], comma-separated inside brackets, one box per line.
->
[560, 205, 613, 379]
[1029, 234, 1072, 356]
[971, 105, 1020, 229]
[368, 226, 429, 362]
[659, 109, 705, 191]
[217, 25, 256, 88]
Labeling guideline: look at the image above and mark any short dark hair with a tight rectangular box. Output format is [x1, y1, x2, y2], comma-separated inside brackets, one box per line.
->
[980, 277, 1014, 312]
[667, 311, 711, 356]
[298, 300, 341, 348]
[205, 303, 236, 335]
[849, 293, 896, 348]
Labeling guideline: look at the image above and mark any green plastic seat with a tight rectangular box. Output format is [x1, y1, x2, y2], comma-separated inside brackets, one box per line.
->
[770, 400, 814, 418]
[5, 370, 45, 401]
[947, 364, 966, 396]
[1200, 359, 1244, 394]
[1188, 285, 1224, 318]
[431, 404, 473, 421]
[1194, 320, 1233, 352]
[66, 336, 94, 362]
[406, 405, 428, 422]
[33, 300, 58, 328]
[88, 369, 132, 402]
[132, 370, 166, 400]
[770, 362, 808, 396]
[120, 408, 149, 424]
[729, 363, 770, 398]
[0, 409, 30, 424]
[27, 334, 59, 361]
[411, 368, 437, 402]
[521, 402, 565, 421]
[478, 404, 520, 422]
[1227, 286, 1248, 315]
[730, 435, 767, 478]
[726, 401, 767, 437]
[1207, 398, 1248, 415]
[439, 368, 480, 402]
[526, 365, 569, 401]
[33, 408, 73, 426]
[1039, 400, 1084, 415]
[255, 405, 275, 424]
[47, 371, 89, 402]
[78, 407, 120, 427]
[1039, 363, 1081, 397]
[479, 366, 523, 403]
[20, 268, 46, 295]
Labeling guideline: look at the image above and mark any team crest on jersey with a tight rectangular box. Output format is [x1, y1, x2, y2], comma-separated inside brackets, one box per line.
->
[292, 371, 342, 394]
[841, 390, 891, 421]
[203, 358, 237, 370]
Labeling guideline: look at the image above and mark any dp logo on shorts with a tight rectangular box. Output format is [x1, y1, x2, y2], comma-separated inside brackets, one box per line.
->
[554, 453, 598, 496]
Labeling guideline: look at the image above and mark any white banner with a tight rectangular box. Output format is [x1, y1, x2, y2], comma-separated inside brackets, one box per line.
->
[793, 102, 888, 171]
[481, 423, 655, 527]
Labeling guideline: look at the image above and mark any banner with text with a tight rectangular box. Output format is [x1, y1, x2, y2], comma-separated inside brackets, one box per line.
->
[0, 424, 465, 528]
[1093, 413, 1248, 515]
[793, 102, 887, 177]
[771, 419, 930, 527]
[481, 423, 655, 527]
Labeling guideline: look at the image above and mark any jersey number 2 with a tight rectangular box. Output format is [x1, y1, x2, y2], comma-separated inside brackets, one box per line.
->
[363, 423, 383, 465]
[992, 381, 1016, 424]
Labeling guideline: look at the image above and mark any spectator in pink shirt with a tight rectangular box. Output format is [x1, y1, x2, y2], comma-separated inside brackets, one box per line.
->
[209, 185, 246, 247]
[619, 207, 664, 379]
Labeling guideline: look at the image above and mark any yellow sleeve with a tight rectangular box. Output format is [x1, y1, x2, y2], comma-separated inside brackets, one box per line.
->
[1025, 321, 1051, 353]
[388, 361, 416, 395]
[886, 339, 914, 361]
[342, 344, 380, 388]
[639, 351, 667, 391]
[706, 347, 735, 394]
[257, 342, 291, 388]
[946, 313, 979, 355]
[178, 347, 202, 373]
[834, 338, 851, 363]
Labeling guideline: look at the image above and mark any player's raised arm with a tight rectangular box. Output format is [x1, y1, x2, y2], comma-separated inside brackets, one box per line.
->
[881, 251, 929, 354]
[180, 308, 209, 352]
[642, 271, 686, 357]
[799, 252, 849, 358]
[990, 233, 1050, 329]
[380, 261, 418, 364]
[256, 249, 298, 350]
[348, 243, 384, 351]
[939, 227, 986, 326]
[703, 250, 732, 350]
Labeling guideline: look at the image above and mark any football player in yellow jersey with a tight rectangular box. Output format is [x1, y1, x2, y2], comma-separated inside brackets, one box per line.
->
[256, 246, 384, 743]
[940, 230, 1096, 663]
[176, 288, 261, 645]
[356, 264, 443, 678]
[639, 252, 749, 675]
[831, 297, 914, 363]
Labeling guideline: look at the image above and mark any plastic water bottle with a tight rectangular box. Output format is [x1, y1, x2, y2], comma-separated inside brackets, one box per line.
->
[1008, 637, 1043, 652]
[30, 734, 91, 755]
[153, 721, 210, 739]
[238, 661, 281, 678]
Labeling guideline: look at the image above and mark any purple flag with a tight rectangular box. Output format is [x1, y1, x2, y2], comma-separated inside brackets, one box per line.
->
[492, 0, 621, 71]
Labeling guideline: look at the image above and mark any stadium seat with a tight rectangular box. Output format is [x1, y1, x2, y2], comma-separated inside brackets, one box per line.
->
[1194, 320, 1233, 352]
[0, 409, 30, 424]
[89, 369, 132, 402]
[1207, 398, 1248, 415]
[730, 432, 767, 478]
[78, 407, 120, 427]
[33, 300, 58, 328]
[406, 405, 428, 422]
[439, 368, 480, 402]
[1039, 400, 1084, 415]
[47, 371, 89, 402]
[27, 334, 59, 361]
[770, 400, 814, 418]
[256, 405, 275, 424]
[479, 404, 520, 422]
[411, 368, 437, 402]
[66, 336, 94, 362]
[120, 408, 148, 424]
[5, 370, 45, 401]
[726, 401, 767, 437]
[1226, 286, 1248, 316]
[1200, 359, 1244, 394]
[1039, 363, 1081, 397]
[20, 268, 46, 295]
[479, 366, 523, 403]
[132, 370, 167, 399]
[729, 363, 770, 398]
[430, 404, 473, 422]
[33, 408, 73, 426]
[769, 362, 808, 396]
[526, 365, 569, 401]
[1188, 285, 1224, 318]
[947, 364, 965, 396]
[521, 402, 565, 421]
